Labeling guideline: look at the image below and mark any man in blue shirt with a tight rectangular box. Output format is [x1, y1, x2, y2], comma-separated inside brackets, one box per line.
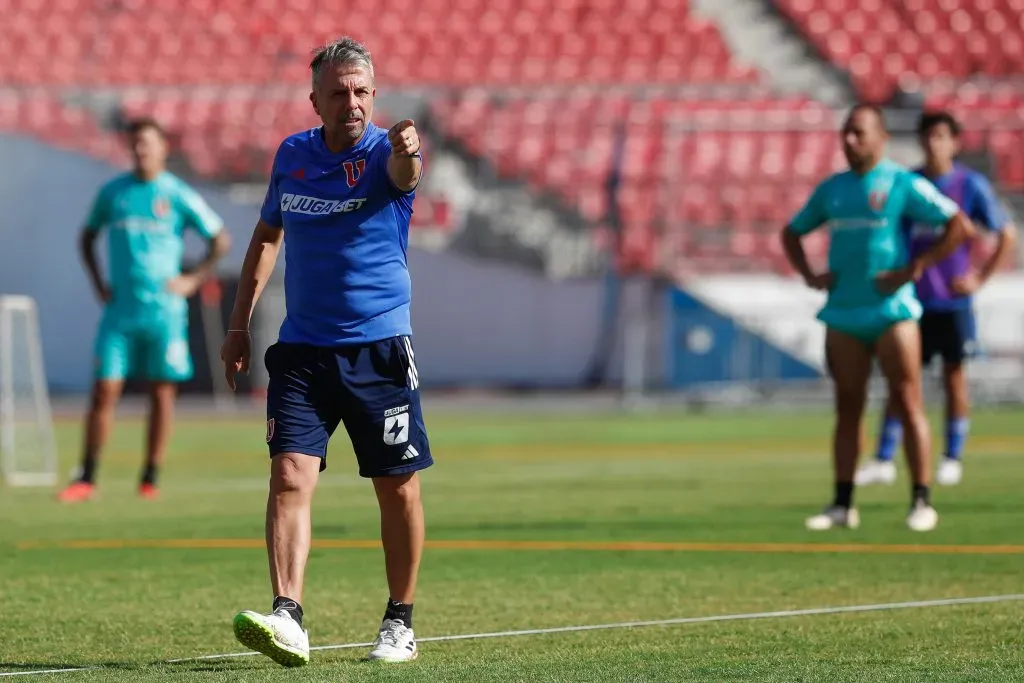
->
[857, 111, 1017, 488]
[59, 117, 230, 503]
[781, 105, 973, 533]
[221, 37, 428, 667]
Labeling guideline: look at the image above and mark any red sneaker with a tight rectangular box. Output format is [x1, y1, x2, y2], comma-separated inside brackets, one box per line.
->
[57, 481, 95, 503]
[138, 483, 159, 500]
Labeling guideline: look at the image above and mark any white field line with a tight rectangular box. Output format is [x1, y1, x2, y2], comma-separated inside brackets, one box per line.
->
[4, 593, 1021, 677]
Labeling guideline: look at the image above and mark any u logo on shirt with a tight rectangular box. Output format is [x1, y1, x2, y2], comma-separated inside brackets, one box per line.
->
[343, 159, 366, 188]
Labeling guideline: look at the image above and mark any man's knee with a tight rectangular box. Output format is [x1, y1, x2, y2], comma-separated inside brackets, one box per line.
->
[149, 381, 177, 404]
[835, 387, 867, 418]
[889, 379, 924, 417]
[91, 380, 122, 410]
[373, 472, 421, 506]
[271, 453, 320, 495]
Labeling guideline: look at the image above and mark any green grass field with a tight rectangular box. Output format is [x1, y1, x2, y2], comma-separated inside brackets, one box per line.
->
[1, 404, 1023, 681]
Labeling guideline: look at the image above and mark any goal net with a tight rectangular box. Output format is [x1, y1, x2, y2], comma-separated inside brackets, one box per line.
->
[0, 296, 58, 487]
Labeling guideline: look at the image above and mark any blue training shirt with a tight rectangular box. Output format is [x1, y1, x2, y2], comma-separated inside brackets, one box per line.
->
[260, 124, 418, 346]
[902, 163, 1007, 312]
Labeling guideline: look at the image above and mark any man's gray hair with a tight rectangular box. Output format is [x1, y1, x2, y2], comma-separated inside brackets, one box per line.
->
[310, 37, 374, 88]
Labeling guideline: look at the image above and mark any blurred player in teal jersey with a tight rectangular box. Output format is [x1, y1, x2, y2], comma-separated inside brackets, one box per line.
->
[781, 105, 973, 532]
[58, 118, 231, 503]
[856, 111, 1017, 488]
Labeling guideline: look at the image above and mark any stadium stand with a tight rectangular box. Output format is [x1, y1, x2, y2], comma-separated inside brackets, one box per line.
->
[773, 0, 1024, 103]
[1, 0, 1018, 273]
[0, 0, 756, 87]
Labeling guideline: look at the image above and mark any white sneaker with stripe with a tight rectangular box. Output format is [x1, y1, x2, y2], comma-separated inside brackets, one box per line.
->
[367, 618, 418, 662]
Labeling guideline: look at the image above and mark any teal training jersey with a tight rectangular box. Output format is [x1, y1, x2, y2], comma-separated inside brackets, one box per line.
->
[85, 172, 224, 318]
[788, 158, 959, 321]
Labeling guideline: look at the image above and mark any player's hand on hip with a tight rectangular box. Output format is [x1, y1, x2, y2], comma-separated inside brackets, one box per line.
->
[388, 119, 420, 156]
[875, 262, 921, 294]
[804, 271, 834, 291]
[220, 331, 251, 392]
[166, 273, 203, 298]
[951, 271, 981, 296]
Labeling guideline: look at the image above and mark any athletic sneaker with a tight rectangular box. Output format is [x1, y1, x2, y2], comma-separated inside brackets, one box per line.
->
[233, 608, 309, 667]
[936, 458, 963, 486]
[138, 483, 159, 500]
[367, 619, 417, 662]
[56, 481, 95, 503]
[805, 505, 860, 530]
[854, 460, 897, 486]
[906, 500, 939, 532]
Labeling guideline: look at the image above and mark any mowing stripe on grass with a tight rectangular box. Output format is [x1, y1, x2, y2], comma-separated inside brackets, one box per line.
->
[3, 594, 1022, 677]
[17, 538, 1024, 555]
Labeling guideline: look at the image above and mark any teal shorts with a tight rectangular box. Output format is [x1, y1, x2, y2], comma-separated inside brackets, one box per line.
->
[818, 297, 923, 345]
[93, 310, 193, 382]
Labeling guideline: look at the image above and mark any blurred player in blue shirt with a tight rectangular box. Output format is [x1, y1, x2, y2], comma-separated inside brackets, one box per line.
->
[221, 37, 428, 667]
[782, 105, 973, 533]
[58, 118, 231, 503]
[857, 111, 1017, 489]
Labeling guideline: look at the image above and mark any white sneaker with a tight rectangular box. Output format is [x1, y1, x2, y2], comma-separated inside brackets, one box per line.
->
[367, 618, 418, 662]
[936, 458, 963, 486]
[233, 608, 310, 667]
[854, 460, 897, 486]
[907, 501, 939, 532]
[805, 505, 860, 530]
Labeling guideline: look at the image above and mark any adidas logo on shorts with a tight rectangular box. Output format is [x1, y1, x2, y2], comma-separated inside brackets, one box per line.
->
[401, 445, 419, 461]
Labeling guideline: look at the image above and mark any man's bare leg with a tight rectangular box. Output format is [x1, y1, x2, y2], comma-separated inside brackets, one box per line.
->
[877, 321, 938, 530]
[806, 328, 872, 530]
[267, 453, 321, 605]
[58, 379, 124, 501]
[877, 321, 931, 488]
[140, 381, 177, 492]
[937, 359, 969, 485]
[365, 471, 424, 662]
[231, 452, 319, 667]
[373, 473, 424, 606]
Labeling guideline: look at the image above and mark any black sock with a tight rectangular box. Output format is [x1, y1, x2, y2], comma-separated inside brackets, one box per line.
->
[78, 458, 96, 485]
[912, 484, 930, 507]
[834, 481, 854, 509]
[384, 598, 413, 629]
[141, 463, 158, 486]
[273, 596, 303, 626]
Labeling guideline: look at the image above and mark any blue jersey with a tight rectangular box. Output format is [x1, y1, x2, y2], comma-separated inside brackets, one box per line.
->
[902, 163, 1007, 312]
[260, 124, 418, 346]
[788, 159, 959, 327]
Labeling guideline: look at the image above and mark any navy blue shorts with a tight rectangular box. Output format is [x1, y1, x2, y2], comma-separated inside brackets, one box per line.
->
[264, 336, 433, 478]
[920, 308, 978, 366]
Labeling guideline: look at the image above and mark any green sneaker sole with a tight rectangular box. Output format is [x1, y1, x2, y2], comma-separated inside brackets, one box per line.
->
[232, 612, 309, 668]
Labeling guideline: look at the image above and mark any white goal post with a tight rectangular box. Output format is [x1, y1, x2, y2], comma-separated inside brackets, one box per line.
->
[0, 295, 58, 487]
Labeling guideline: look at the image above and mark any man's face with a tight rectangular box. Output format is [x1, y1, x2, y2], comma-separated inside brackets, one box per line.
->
[310, 63, 375, 146]
[921, 122, 959, 167]
[842, 108, 887, 169]
[128, 127, 168, 176]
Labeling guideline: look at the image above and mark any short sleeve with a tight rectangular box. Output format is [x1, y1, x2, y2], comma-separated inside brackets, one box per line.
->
[787, 183, 828, 236]
[177, 185, 224, 239]
[84, 185, 112, 233]
[903, 174, 959, 227]
[260, 148, 284, 227]
[967, 173, 1007, 232]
